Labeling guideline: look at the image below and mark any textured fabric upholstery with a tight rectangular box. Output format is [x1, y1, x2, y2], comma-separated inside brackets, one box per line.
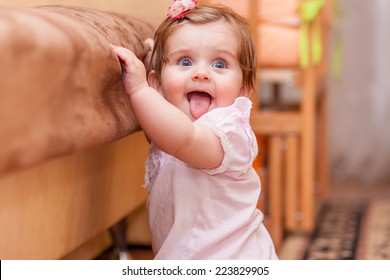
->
[0, 5, 154, 175]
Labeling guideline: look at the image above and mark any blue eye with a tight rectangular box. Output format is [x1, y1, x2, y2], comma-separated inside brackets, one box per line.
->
[179, 58, 192, 67]
[212, 60, 226, 69]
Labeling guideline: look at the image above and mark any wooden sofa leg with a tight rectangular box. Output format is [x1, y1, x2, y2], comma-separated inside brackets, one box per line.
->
[109, 217, 132, 260]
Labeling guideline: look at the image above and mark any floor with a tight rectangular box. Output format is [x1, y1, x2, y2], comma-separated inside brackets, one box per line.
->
[323, 181, 389, 199]
[278, 182, 390, 259]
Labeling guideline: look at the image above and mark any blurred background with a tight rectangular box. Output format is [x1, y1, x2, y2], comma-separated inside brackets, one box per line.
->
[0, 0, 171, 18]
[328, 0, 390, 184]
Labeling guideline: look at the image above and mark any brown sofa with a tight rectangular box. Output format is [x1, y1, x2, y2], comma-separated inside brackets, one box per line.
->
[0, 5, 154, 259]
[0, 5, 154, 174]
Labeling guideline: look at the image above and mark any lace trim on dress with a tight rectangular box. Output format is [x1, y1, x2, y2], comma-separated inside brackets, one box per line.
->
[144, 143, 164, 191]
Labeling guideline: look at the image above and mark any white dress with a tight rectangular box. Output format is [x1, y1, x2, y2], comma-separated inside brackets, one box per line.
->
[145, 97, 278, 260]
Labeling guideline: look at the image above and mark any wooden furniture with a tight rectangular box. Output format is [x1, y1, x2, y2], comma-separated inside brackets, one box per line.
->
[0, 133, 149, 259]
[0, 5, 154, 259]
[202, 0, 331, 250]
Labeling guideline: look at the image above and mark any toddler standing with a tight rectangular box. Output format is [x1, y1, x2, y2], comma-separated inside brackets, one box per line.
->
[112, 0, 278, 259]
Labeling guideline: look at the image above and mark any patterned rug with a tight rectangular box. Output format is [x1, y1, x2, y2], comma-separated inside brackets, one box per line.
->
[280, 199, 390, 260]
[356, 199, 390, 259]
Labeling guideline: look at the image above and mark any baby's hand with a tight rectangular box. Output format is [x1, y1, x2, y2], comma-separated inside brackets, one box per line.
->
[111, 45, 149, 96]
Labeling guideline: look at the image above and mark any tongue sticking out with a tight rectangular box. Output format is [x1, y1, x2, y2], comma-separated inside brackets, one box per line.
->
[189, 92, 212, 119]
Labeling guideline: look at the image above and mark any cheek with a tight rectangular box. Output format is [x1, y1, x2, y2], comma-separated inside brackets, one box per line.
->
[219, 85, 245, 106]
[160, 69, 179, 90]
[160, 82, 181, 107]
[161, 79, 177, 98]
[220, 75, 244, 95]
[160, 69, 186, 96]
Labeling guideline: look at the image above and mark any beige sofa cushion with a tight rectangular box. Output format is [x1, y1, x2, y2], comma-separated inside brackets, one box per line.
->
[0, 5, 154, 175]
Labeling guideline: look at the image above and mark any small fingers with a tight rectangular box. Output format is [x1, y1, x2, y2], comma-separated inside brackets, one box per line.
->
[110, 45, 128, 77]
[144, 38, 154, 51]
[110, 44, 134, 61]
[110, 45, 140, 75]
[142, 39, 155, 70]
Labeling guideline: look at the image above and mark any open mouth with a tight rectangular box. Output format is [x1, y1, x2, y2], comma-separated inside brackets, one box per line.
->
[187, 91, 213, 119]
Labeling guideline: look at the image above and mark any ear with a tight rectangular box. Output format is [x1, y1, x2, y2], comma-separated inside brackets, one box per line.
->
[147, 71, 162, 93]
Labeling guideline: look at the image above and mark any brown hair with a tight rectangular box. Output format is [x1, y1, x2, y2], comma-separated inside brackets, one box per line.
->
[148, 4, 257, 94]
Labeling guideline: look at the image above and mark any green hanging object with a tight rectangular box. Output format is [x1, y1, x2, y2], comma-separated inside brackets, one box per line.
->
[299, 23, 310, 69]
[298, 0, 325, 68]
[331, 29, 343, 80]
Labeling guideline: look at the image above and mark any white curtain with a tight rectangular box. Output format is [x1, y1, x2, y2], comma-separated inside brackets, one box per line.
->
[329, 0, 390, 183]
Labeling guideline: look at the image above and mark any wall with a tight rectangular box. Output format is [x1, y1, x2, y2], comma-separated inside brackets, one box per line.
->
[0, 0, 171, 19]
[329, 0, 390, 183]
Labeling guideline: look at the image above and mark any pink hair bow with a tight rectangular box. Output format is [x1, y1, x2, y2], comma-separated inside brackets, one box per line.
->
[167, 0, 198, 19]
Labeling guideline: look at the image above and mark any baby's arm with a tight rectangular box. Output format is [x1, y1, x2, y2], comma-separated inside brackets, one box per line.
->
[112, 46, 223, 169]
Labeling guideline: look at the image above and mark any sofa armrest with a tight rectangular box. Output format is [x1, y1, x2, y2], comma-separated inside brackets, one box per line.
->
[0, 5, 154, 175]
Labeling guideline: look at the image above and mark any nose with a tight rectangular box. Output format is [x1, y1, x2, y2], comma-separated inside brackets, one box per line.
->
[191, 65, 211, 81]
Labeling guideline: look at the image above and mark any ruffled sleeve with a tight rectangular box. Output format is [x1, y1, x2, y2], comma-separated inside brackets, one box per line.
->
[197, 97, 258, 177]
